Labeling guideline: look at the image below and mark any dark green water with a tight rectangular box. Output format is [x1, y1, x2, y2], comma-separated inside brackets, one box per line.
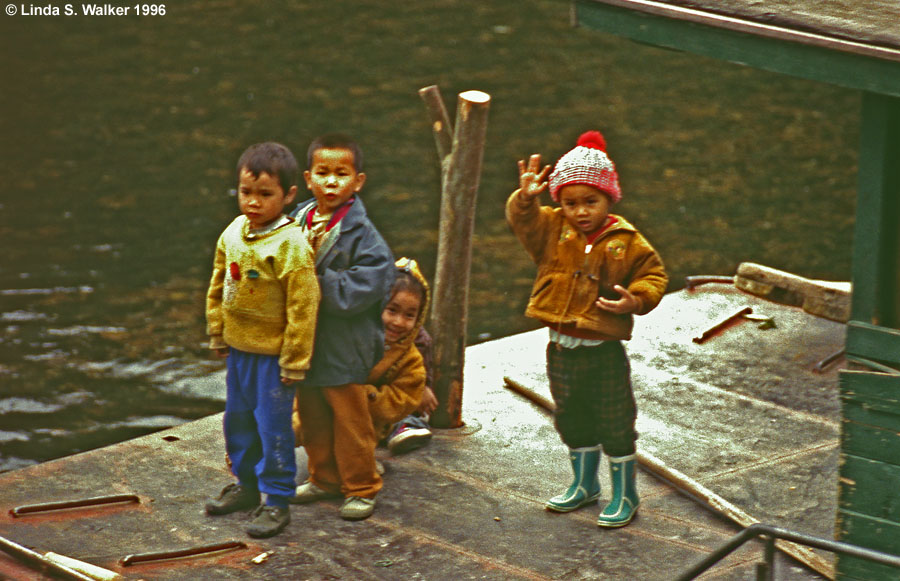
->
[0, 0, 859, 471]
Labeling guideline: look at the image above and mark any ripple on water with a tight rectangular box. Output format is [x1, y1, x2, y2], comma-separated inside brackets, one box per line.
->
[0, 310, 49, 322]
[0, 392, 92, 414]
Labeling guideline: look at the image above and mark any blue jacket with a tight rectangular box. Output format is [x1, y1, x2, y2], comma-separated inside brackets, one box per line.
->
[290, 196, 395, 387]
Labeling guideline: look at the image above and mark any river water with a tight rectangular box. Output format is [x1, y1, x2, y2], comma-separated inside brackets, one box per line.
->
[0, 0, 859, 472]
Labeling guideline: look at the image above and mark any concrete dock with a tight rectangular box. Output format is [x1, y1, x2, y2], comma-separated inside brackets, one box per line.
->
[0, 284, 843, 579]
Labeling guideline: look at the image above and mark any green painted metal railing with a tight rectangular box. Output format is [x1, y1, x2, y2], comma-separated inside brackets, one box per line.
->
[675, 523, 900, 581]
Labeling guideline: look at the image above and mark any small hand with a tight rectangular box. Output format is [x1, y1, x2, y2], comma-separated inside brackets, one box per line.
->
[417, 387, 439, 416]
[595, 285, 639, 314]
[281, 377, 297, 386]
[517, 154, 551, 200]
[215, 347, 230, 359]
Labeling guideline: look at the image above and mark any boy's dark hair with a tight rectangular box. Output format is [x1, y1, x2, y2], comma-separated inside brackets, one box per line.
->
[307, 133, 364, 173]
[236, 142, 299, 194]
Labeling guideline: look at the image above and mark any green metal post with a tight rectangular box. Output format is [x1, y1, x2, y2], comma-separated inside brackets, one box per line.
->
[849, 92, 900, 329]
[838, 91, 900, 581]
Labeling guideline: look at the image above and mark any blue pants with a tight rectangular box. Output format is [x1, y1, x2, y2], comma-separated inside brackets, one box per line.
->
[224, 349, 296, 501]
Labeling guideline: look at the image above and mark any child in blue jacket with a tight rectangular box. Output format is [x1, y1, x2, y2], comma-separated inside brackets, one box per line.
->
[289, 133, 395, 521]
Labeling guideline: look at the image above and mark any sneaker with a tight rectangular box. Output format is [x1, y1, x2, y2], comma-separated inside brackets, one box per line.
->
[340, 496, 375, 521]
[290, 481, 340, 504]
[246, 505, 290, 538]
[387, 425, 432, 455]
[205, 483, 260, 516]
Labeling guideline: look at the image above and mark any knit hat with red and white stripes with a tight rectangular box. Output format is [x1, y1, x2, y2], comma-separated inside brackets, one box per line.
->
[548, 131, 621, 203]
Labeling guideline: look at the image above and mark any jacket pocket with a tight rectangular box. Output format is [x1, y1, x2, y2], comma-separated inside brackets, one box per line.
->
[530, 279, 552, 299]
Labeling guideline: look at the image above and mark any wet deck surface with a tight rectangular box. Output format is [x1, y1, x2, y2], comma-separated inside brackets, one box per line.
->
[0, 285, 843, 580]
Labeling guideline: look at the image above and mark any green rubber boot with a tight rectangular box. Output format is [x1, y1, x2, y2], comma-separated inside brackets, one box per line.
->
[545, 446, 602, 513]
[597, 454, 639, 527]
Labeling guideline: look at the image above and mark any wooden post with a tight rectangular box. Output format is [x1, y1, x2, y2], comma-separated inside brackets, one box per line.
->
[424, 89, 490, 428]
[418, 85, 454, 174]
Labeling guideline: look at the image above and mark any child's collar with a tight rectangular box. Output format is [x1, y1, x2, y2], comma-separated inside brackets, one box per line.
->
[585, 216, 617, 244]
[306, 197, 356, 232]
[246, 214, 293, 238]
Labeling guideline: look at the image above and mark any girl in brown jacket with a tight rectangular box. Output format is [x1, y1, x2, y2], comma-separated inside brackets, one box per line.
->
[506, 131, 668, 528]
[366, 257, 432, 445]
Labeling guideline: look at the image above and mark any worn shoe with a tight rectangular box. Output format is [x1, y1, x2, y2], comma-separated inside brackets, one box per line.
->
[340, 496, 376, 520]
[387, 425, 432, 455]
[205, 483, 260, 516]
[246, 505, 290, 538]
[290, 481, 340, 505]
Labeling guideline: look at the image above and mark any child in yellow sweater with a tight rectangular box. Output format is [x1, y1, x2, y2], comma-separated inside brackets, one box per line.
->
[204, 142, 320, 538]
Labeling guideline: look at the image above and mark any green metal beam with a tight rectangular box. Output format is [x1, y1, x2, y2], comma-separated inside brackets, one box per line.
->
[850, 93, 900, 331]
[573, 0, 900, 97]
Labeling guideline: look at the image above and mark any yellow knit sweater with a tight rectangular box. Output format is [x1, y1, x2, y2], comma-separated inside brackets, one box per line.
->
[206, 215, 320, 380]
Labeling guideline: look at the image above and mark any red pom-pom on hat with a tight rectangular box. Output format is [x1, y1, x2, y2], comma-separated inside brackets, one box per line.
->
[576, 131, 606, 151]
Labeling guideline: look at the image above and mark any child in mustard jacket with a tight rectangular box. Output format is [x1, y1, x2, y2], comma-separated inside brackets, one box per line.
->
[365, 257, 432, 448]
[506, 131, 667, 527]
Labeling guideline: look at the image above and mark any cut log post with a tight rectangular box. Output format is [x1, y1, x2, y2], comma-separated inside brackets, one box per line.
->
[502, 376, 835, 579]
[426, 89, 490, 429]
[418, 85, 454, 179]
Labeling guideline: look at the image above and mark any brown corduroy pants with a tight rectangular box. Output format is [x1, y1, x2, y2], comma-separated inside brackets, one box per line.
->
[295, 383, 382, 499]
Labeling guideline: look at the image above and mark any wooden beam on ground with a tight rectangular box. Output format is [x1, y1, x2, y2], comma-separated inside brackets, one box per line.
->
[734, 262, 851, 323]
[0, 535, 99, 581]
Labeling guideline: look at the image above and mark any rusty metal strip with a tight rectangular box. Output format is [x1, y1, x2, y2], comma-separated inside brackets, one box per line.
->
[692, 306, 753, 344]
[120, 540, 247, 566]
[9, 494, 141, 517]
[684, 275, 734, 290]
[814, 348, 845, 372]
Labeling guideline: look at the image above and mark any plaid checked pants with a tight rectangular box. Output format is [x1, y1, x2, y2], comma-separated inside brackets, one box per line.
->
[546, 340, 637, 456]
